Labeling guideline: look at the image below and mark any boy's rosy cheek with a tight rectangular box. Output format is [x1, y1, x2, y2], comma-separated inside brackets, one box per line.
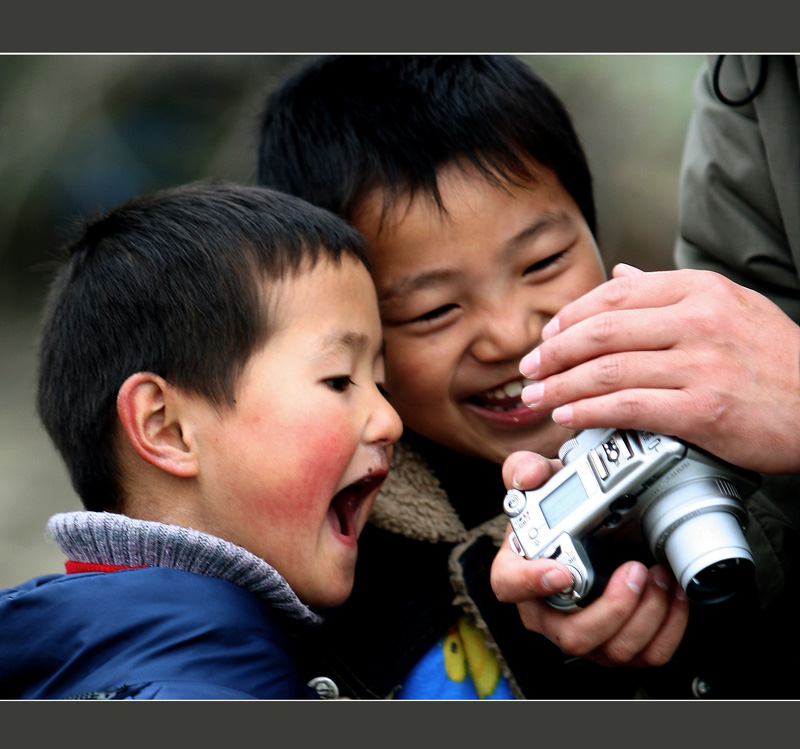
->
[274, 422, 355, 513]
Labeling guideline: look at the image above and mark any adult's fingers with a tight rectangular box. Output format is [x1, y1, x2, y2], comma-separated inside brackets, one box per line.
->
[539, 265, 688, 343]
[522, 304, 679, 383]
[521, 348, 690, 414]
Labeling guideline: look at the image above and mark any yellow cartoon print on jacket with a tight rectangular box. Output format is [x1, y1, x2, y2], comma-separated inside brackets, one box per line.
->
[398, 615, 514, 699]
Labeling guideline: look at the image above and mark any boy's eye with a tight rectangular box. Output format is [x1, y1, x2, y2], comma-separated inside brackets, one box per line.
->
[325, 376, 355, 392]
[411, 303, 459, 324]
[523, 251, 567, 276]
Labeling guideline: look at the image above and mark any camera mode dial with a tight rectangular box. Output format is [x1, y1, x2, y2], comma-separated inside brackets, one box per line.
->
[558, 436, 582, 464]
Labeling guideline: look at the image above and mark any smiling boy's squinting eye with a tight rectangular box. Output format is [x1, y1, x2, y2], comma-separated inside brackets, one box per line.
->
[523, 251, 567, 276]
[411, 303, 459, 324]
[325, 376, 355, 392]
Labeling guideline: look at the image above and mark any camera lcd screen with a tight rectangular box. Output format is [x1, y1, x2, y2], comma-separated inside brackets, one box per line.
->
[540, 472, 586, 527]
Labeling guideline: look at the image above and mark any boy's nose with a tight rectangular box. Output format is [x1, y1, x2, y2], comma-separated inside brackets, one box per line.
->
[368, 387, 403, 446]
[470, 303, 544, 363]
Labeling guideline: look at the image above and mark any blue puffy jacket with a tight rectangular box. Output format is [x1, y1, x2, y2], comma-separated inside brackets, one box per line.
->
[0, 565, 316, 699]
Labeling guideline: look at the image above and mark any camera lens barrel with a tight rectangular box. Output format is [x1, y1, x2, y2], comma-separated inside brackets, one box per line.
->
[661, 510, 754, 603]
[641, 479, 754, 604]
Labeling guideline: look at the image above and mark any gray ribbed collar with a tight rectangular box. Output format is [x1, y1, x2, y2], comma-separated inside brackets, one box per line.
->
[47, 511, 322, 625]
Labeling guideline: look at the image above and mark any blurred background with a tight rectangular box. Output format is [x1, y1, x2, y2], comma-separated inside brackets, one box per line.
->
[0, 53, 706, 588]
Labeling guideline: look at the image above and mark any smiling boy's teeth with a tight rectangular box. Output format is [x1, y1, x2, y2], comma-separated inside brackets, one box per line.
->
[484, 378, 534, 401]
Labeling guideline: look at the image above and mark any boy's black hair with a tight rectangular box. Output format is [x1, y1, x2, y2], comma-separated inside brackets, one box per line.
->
[37, 180, 368, 513]
[256, 55, 596, 234]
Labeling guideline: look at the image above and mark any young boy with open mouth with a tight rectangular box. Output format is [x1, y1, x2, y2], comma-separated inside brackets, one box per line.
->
[0, 181, 401, 699]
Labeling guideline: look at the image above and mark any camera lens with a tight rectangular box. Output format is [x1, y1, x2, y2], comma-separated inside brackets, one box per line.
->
[642, 487, 754, 604]
[687, 557, 754, 604]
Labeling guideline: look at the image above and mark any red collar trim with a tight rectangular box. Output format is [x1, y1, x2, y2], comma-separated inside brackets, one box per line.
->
[65, 561, 147, 574]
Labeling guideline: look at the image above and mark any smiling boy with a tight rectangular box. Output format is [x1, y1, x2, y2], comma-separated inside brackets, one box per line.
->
[0, 181, 401, 699]
[256, 55, 688, 699]
[355, 161, 605, 466]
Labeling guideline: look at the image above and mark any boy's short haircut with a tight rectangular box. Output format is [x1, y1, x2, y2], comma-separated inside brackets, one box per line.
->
[257, 55, 596, 234]
[37, 180, 368, 513]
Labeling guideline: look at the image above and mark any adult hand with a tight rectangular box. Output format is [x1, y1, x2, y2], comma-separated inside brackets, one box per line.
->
[519, 264, 800, 474]
[490, 450, 689, 667]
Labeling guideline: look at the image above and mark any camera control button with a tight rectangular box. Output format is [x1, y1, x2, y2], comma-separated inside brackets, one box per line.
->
[503, 489, 527, 517]
[602, 439, 620, 463]
[618, 434, 633, 460]
[609, 495, 637, 514]
[589, 449, 609, 479]
[557, 566, 582, 597]
[527, 527, 539, 541]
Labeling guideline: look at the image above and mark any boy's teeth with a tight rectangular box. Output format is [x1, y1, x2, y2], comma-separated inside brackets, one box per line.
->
[484, 378, 534, 401]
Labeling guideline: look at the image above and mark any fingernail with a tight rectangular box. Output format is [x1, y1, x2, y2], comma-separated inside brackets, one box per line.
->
[521, 381, 544, 407]
[542, 317, 559, 339]
[512, 459, 532, 488]
[653, 567, 671, 591]
[520, 349, 540, 378]
[626, 563, 648, 595]
[542, 568, 572, 593]
[615, 262, 644, 275]
[552, 404, 573, 426]
[512, 456, 545, 488]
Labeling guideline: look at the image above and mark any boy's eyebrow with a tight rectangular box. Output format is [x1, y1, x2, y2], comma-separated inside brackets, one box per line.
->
[379, 211, 570, 304]
[505, 211, 570, 256]
[379, 269, 459, 304]
[322, 330, 369, 351]
[317, 330, 378, 358]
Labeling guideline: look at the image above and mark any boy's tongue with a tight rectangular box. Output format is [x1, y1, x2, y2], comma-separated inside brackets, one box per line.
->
[328, 480, 376, 538]
[328, 491, 355, 537]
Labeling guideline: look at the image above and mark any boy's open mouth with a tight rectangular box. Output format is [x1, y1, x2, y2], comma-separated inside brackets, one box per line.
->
[328, 473, 387, 539]
[468, 377, 534, 412]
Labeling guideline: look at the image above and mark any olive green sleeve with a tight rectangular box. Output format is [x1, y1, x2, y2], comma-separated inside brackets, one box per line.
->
[674, 54, 800, 322]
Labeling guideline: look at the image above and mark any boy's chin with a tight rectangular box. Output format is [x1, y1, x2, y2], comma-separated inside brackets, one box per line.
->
[299, 563, 357, 609]
[306, 582, 354, 610]
[452, 426, 574, 466]
[419, 409, 575, 464]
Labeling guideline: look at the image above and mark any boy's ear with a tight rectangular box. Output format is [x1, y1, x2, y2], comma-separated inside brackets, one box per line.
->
[117, 372, 198, 478]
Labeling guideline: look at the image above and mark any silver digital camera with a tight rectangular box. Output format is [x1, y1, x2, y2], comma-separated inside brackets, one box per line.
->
[503, 428, 760, 610]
